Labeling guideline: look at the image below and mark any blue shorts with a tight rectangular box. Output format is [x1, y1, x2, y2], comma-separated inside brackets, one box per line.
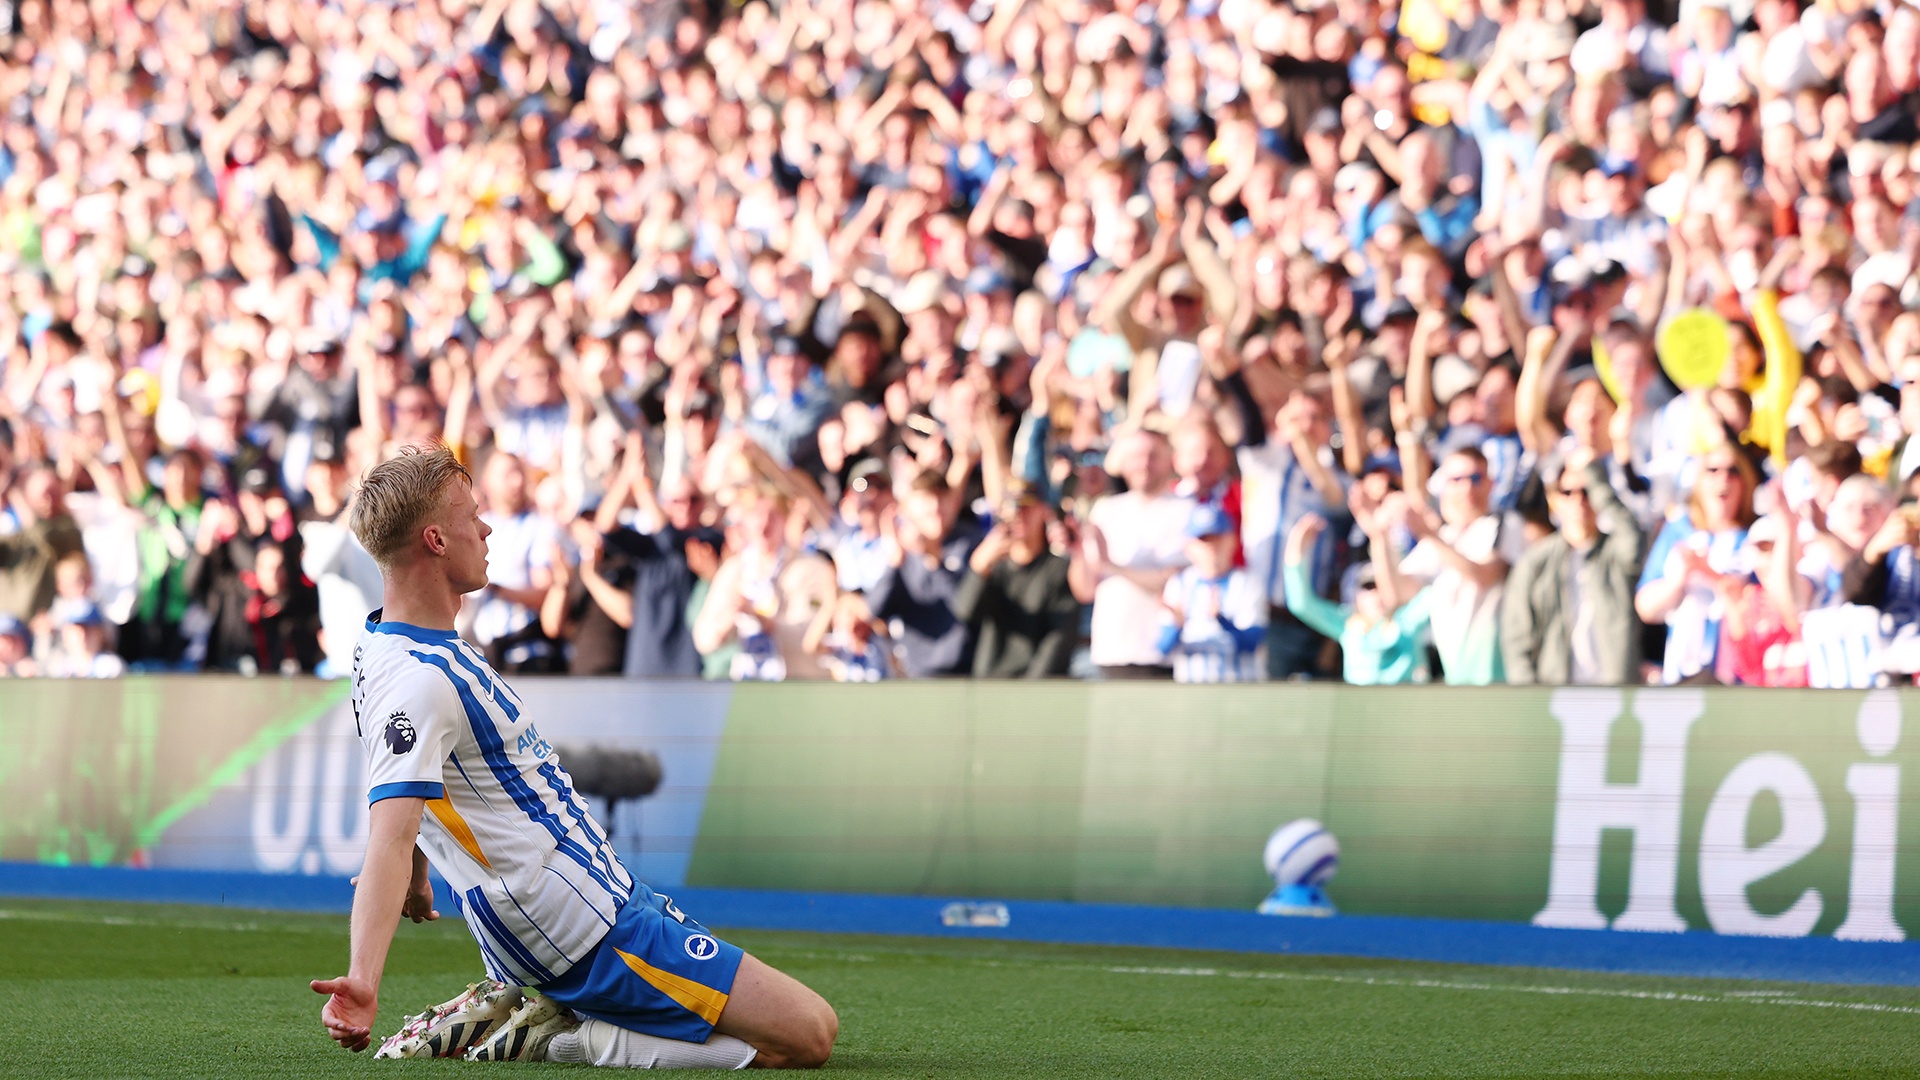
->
[536, 884, 745, 1043]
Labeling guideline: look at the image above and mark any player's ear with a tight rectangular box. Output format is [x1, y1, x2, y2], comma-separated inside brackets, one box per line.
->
[422, 523, 446, 556]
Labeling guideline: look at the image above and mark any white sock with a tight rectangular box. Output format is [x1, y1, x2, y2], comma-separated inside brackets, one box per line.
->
[545, 1018, 757, 1069]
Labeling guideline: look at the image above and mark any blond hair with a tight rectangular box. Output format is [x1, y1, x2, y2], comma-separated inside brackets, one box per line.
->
[350, 442, 472, 568]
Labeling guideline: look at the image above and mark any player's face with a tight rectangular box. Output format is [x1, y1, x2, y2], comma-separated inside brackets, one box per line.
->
[443, 481, 492, 593]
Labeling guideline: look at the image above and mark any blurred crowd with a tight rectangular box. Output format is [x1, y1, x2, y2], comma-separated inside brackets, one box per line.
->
[4, 0, 1920, 686]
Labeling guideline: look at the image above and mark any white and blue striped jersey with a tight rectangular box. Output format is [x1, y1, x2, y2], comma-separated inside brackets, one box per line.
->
[353, 611, 634, 986]
[1158, 567, 1269, 683]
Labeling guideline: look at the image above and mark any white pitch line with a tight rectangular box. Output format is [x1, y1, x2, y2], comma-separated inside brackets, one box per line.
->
[1099, 964, 1920, 1016]
[755, 943, 1920, 1016]
[0, 907, 353, 935]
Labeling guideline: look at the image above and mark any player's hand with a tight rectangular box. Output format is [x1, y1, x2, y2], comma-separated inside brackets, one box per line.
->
[401, 880, 440, 924]
[348, 874, 439, 923]
[311, 974, 379, 1052]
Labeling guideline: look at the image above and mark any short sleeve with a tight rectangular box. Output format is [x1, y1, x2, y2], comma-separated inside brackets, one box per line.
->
[359, 665, 462, 804]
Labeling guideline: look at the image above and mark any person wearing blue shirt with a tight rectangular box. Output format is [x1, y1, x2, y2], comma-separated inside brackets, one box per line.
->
[1155, 504, 1268, 682]
[1384, 129, 1482, 258]
[735, 336, 834, 469]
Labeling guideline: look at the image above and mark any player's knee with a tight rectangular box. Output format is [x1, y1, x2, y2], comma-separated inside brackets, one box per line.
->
[810, 1003, 840, 1065]
[777, 1002, 837, 1069]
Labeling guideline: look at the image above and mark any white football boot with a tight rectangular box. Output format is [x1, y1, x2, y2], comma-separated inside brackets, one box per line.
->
[466, 990, 581, 1062]
[374, 980, 524, 1058]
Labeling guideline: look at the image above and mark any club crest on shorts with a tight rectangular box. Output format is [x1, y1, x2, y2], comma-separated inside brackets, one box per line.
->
[684, 934, 719, 961]
[384, 711, 417, 754]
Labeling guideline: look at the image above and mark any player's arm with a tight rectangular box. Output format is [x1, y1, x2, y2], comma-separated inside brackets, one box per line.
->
[312, 796, 427, 1052]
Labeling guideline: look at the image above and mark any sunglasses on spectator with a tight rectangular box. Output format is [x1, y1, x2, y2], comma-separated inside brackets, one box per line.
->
[1556, 485, 1588, 500]
[1702, 464, 1739, 476]
[1444, 472, 1485, 485]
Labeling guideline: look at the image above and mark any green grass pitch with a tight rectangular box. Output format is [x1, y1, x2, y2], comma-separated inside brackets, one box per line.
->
[1, 897, 1916, 1079]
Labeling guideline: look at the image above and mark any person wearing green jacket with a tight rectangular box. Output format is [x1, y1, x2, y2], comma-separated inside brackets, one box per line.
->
[1283, 513, 1432, 685]
[123, 450, 207, 667]
[1500, 450, 1647, 685]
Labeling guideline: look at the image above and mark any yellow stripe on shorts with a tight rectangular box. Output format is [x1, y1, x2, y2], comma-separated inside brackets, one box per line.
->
[613, 947, 731, 1025]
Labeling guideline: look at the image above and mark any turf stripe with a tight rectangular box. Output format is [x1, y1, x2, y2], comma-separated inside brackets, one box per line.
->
[1096, 964, 1920, 1016]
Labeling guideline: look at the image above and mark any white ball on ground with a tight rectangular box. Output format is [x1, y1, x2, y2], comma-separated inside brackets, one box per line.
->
[1263, 818, 1339, 887]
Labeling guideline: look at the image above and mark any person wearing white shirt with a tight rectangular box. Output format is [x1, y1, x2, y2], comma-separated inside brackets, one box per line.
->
[1382, 447, 1526, 685]
[1238, 391, 1350, 679]
[1077, 429, 1196, 677]
[473, 452, 558, 672]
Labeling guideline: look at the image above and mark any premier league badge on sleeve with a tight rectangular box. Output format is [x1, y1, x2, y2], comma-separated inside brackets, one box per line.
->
[384, 711, 418, 755]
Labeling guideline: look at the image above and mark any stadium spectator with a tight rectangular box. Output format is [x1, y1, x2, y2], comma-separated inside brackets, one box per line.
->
[1637, 444, 1760, 684]
[1720, 513, 1813, 688]
[869, 469, 981, 677]
[954, 485, 1082, 678]
[43, 600, 125, 679]
[474, 452, 557, 672]
[1238, 390, 1350, 680]
[1284, 505, 1433, 686]
[1157, 503, 1267, 683]
[566, 435, 721, 678]
[691, 491, 836, 682]
[1384, 448, 1525, 685]
[301, 447, 384, 678]
[0, 465, 83, 621]
[1078, 430, 1195, 680]
[541, 518, 634, 677]
[119, 450, 209, 668]
[0, 614, 35, 677]
[233, 540, 323, 675]
[1501, 454, 1649, 685]
[804, 591, 893, 682]
[820, 460, 895, 596]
